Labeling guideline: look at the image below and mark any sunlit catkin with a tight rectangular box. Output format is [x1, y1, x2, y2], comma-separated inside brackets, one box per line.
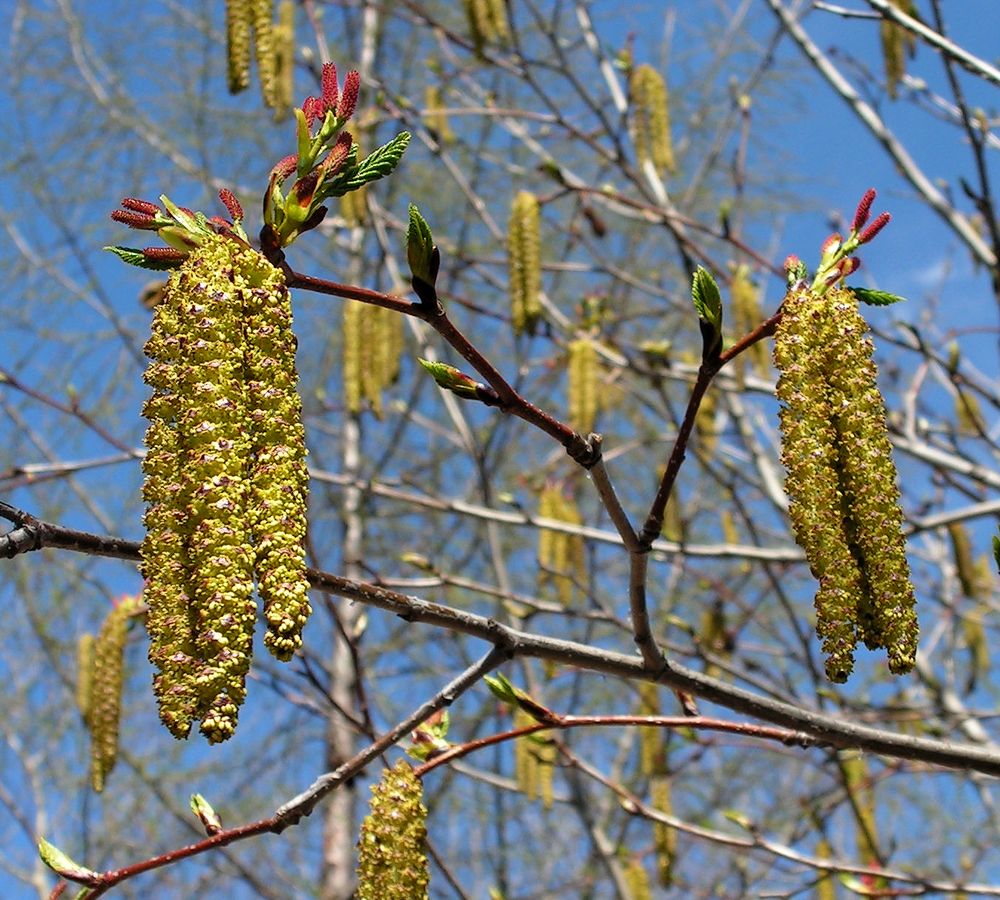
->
[731, 264, 769, 379]
[463, 0, 510, 53]
[508, 191, 542, 336]
[271, 0, 295, 118]
[538, 486, 586, 605]
[226, 0, 252, 93]
[567, 336, 599, 435]
[356, 760, 430, 900]
[880, 0, 916, 99]
[250, 0, 276, 108]
[87, 595, 141, 792]
[651, 775, 676, 887]
[343, 301, 403, 417]
[142, 234, 310, 742]
[774, 285, 917, 681]
[631, 64, 675, 176]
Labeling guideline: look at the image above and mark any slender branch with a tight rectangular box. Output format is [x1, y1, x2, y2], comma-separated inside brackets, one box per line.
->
[8, 508, 1000, 777]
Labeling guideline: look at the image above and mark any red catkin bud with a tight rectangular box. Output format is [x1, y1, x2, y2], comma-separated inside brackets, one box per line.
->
[783, 254, 802, 274]
[271, 154, 299, 179]
[320, 131, 353, 176]
[142, 247, 189, 264]
[302, 96, 324, 127]
[858, 211, 891, 244]
[121, 197, 162, 216]
[321, 62, 338, 113]
[218, 188, 243, 222]
[337, 70, 361, 121]
[852, 188, 877, 232]
[111, 209, 159, 229]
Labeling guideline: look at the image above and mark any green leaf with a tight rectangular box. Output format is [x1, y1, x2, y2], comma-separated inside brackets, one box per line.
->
[406, 203, 435, 284]
[103, 246, 183, 271]
[992, 534, 1000, 573]
[38, 838, 98, 883]
[849, 287, 906, 306]
[332, 131, 411, 195]
[293, 107, 313, 175]
[691, 266, 722, 331]
[483, 673, 520, 706]
[159, 195, 201, 234]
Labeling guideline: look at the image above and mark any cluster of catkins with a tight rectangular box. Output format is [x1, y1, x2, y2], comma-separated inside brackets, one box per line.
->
[141, 229, 310, 743]
[774, 282, 918, 681]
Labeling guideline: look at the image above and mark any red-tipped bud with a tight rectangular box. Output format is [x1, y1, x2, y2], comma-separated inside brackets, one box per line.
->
[302, 96, 324, 127]
[207, 215, 233, 233]
[820, 232, 842, 258]
[111, 209, 159, 229]
[218, 188, 243, 222]
[271, 154, 299, 180]
[142, 247, 188, 264]
[783, 254, 802, 274]
[120, 197, 161, 216]
[858, 211, 891, 244]
[290, 171, 320, 209]
[321, 62, 339, 113]
[852, 188, 877, 232]
[320, 131, 353, 176]
[337, 70, 361, 121]
[840, 257, 861, 276]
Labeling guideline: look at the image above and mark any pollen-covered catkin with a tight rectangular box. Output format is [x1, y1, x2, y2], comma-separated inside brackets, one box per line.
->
[141, 234, 311, 742]
[538, 486, 586, 605]
[356, 760, 430, 900]
[631, 64, 675, 176]
[774, 286, 917, 680]
[508, 191, 542, 336]
[242, 247, 311, 665]
[251, 0, 276, 107]
[87, 595, 141, 792]
[651, 775, 676, 887]
[226, 0, 252, 93]
[567, 336, 599, 435]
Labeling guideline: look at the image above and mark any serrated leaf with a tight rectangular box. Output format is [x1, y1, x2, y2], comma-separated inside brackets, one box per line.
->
[331, 131, 410, 195]
[691, 266, 722, 330]
[38, 838, 98, 883]
[103, 246, 183, 271]
[849, 287, 906, 306]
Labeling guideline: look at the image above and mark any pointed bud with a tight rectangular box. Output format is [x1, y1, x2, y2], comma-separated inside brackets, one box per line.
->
[337, 70, 361, 121]
[852, 188, 877, 232]
[406, 204, 436, 288]
[819, 232, 842, 264]
[858, 211, 891, 244]
[190, 793, 223, 835]
[321, 62, 339, 113]
[38, 838, 99, 883]
[418, 358, 483, 399]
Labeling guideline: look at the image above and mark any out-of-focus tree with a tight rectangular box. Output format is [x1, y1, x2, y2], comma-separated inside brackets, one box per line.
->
[2, 1, 1000, 897]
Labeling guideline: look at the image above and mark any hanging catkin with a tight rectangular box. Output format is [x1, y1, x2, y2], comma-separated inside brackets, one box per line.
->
[142, 233, 310, 742]
[538, 486, 586, 605]
[508, 191, 542, 336]
[356, 760, 430, 900]
[225, 0, 252, 94]
[630, 64, 675, 176]
[567, 336, 599, 435]
[774, 284, 917, 681]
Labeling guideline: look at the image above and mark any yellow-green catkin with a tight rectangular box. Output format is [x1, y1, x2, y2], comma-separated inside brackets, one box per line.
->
[513, 709, 556, 808]
[731, 264, 769, 380]
[242, 246, 311, 666]
[567, 337, 599, 435]
[774, 285, 917, 681]
[650, 775, 676, 888]
[622, 854, 653, 900]
[508, 191, 542, 336]
[356, 760, 430, 900]
[250, 0, 276, 108]
[343, 302, 403, 417]
[76, 633, 95, 726]
[463, 0, 510, 53]
[538, 486, 586, 605]
[630, 64, 675, 176]
[880, 0, 916, 99]
[271, 0, 295, 119]
[423, 84, 454, 145]
[955, 387, 986, 434]
[87, 595, 141, 793]
[226, 0, 252, 94]
[142, 234, 310, 743]
[636, 683, 662, 777]
[841, 751, 880, 868]
[815, 839, 836, 900]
